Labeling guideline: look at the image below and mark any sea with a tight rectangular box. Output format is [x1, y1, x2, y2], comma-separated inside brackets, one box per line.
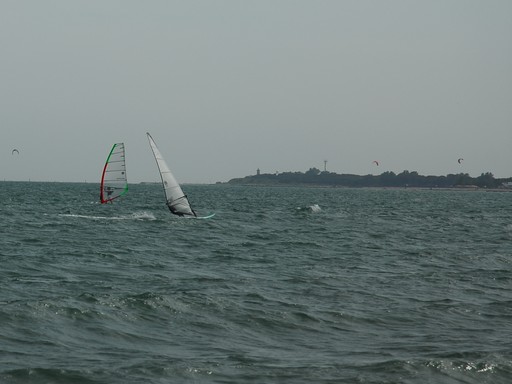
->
[1, 181, 511, 384]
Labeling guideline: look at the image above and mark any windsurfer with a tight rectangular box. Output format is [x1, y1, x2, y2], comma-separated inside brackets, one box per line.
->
[168, 196, 197, 217]
[168, 204, 183, 216]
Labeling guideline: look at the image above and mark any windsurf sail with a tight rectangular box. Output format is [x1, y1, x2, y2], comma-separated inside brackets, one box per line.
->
[146, 132, 196, 217]
[100, 143, 128, 204]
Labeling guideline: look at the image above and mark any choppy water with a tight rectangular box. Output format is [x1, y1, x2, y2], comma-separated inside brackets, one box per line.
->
[1, 181, 511, 383]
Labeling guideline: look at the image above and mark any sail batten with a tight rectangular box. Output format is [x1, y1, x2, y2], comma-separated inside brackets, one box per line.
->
[100, 143, 128, 204]
[146, 133, 196, 217]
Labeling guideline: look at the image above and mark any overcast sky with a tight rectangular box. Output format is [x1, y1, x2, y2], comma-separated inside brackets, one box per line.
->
[1, 1, 511, 183]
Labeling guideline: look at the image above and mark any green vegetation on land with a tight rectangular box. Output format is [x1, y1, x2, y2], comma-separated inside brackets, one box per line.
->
[229, 168, 512, 189]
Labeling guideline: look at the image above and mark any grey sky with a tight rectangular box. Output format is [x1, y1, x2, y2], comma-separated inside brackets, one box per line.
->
[2, 1, 511, 183]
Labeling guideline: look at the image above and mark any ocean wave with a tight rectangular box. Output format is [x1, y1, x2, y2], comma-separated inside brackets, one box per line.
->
[57, 211, 156, 221]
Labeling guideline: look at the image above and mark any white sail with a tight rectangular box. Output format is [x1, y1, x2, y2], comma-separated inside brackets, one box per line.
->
[146, 133, 196, 217]
[100, 143, 128, 204]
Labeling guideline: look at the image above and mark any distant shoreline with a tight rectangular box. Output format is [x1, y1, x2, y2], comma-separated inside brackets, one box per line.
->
[221, 182, 512, 192]
[227, 169, 512, 190]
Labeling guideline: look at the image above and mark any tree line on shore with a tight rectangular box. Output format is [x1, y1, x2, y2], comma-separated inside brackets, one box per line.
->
[228, 168, 512, 189]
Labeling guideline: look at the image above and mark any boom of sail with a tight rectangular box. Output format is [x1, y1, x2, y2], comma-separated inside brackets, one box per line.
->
[146, 133, 196, 217]
[100, 143, 128, 204]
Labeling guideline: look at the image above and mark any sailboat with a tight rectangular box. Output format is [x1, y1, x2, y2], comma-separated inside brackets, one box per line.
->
[100, 143, 128, 204]
[146, 132, 214, 218]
